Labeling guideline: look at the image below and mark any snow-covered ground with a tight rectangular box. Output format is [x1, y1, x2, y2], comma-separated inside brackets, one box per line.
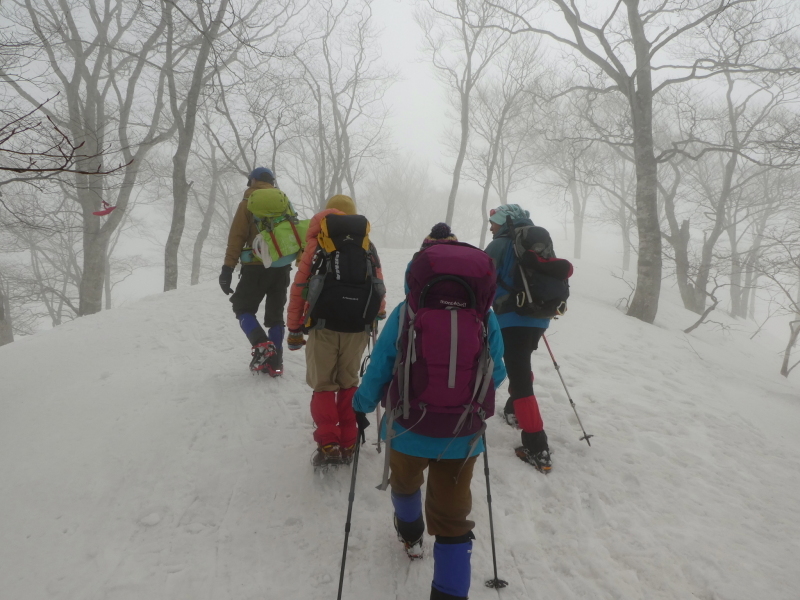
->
[1, 248, 799, 600]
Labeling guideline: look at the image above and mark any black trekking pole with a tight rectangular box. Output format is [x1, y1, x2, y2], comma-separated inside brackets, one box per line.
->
[359, 323, 383, 454]
[482, 434, 508, 589]
[542, 334, 593, 446]
[372, 324, 382, 453]
[336, 439, 362, 600]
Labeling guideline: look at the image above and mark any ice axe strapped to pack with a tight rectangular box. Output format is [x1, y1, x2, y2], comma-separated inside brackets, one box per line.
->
[303, 214, 385, 333]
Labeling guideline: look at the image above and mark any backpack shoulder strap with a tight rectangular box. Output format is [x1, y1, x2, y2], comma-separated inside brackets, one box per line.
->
[317, 216, 336, 253]
[377, 300, 411, 491]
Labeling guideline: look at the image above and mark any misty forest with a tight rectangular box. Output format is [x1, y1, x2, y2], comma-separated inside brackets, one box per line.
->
[2, 2, 800, 599]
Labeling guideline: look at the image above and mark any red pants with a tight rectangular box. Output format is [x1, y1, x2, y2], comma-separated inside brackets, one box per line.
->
[310, 387, 358, 447]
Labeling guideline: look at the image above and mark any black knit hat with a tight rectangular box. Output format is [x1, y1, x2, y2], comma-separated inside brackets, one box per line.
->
[421, 222, 458, 249]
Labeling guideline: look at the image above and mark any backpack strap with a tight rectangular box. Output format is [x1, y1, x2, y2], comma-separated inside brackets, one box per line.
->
[506, 216, 536, 305]
[440, 318, 495, 470]
[448, 309, 458, 389]
[401, 306, 416, 420]
[376, 302, 411, 491]
[268, 230, 283, 258]
[289, 219, 303, 248]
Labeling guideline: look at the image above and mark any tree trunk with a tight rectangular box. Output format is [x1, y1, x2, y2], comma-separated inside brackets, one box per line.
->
[104, 250, 112, 310]
[191, 149, 220, 285]
[693, 74, 739, 313]
[625, 5, 661, 324]
[728, 229, 743, 318]
[619, 202, 631, 271]
[445, 89, 470, 225]
[568, 179, 584, 259]
[79, 199, 110, 316]
[673, 220, 700, 312]
[479, 106, 508, 249]
[747, 270, 759, 320]
[739, 205, 770, 319]
[164, 0, 229, 292]
[783, 266, 800, 377]
[479, 179, 490, 250]
[0, 272, 14, 346]
[317, 85, 327, 210]
[780, 320, 800, 378]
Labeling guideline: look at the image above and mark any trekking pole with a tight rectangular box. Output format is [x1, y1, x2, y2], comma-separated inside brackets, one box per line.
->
[542, 334, 593, 446]
[375, 404, 382, 453]
[360, 322, 383, 453]
[336, 438, 361, 600]
[372, 323, 382, 453]
[482, 434, 508, 589]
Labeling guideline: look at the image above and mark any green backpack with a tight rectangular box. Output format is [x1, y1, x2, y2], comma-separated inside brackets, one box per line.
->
[246, 188, 310, 265]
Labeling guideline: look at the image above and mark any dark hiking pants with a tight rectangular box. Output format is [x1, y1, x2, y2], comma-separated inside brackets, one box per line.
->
[230, 264, 291, 346]
[501, 326, 548, 452]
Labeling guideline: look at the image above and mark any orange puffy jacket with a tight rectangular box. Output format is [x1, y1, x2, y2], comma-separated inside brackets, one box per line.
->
[287, 208, 385, 332]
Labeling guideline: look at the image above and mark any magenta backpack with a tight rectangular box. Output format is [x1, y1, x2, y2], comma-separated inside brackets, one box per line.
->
[384, 242, 497, 445]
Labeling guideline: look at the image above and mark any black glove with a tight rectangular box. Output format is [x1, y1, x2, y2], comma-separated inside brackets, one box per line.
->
[219, 265, 234, 295]
[355, 411, 370, 445]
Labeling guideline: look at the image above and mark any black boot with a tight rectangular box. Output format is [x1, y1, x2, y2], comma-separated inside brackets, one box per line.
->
[394, 514, 424, 559]
[517, 430, 552, 472]
[264, 345, 283, 377]
[430, 587, 466, 600]
[502, 397, 518, 428]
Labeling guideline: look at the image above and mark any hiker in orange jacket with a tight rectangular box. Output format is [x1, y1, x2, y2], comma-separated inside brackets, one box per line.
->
[286, 194, 386, 468]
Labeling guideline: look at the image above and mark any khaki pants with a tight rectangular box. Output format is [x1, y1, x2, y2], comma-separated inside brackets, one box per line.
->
[389, 450, 477, 538]
[305, 329, 369, 392]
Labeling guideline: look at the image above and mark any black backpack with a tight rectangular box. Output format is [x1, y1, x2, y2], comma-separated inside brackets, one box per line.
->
[304, 214, 385, 333]
[499, 216, 573, 319]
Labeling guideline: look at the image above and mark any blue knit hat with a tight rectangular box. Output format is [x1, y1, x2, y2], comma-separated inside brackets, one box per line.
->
[489, 203, 530, 225]
[248, 167, 274, 184]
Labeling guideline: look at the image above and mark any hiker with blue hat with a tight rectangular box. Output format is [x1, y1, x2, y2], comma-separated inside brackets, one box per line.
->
[219, 167, 305, 376]
[484, 203, 554, 472]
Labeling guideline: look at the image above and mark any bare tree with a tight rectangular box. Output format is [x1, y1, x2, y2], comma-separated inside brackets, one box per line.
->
[491, 0, 793, 324]
[286, 0, 394, 211]
[189, 125, 224, 285]
[464, 35, 539, 248]
[757, 223, 800, 377]
[0, 102, 129, 182]
[161, 0, 302, 291]
[533, 90, 609, 259]
[417, 0, 510, 225]
[594, 151, 636, 270]
[0, 0, 175, 315]
[0, 267, 13, 345]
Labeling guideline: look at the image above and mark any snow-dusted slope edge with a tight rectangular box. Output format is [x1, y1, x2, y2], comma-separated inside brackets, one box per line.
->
[1, 248, 799, 600]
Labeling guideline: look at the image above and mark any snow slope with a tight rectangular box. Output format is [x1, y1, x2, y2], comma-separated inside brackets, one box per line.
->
[1, 248, 799, 600]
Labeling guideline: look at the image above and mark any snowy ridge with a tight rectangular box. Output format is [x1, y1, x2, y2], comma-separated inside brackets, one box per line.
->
[1, 248, 799, 600]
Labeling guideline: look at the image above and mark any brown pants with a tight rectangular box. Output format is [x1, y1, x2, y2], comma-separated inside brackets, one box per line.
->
[305, 329, 369, 392]
[389, 450, 477, 538]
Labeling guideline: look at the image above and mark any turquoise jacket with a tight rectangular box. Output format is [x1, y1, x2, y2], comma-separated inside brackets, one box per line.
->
[484, 218, 551, 330]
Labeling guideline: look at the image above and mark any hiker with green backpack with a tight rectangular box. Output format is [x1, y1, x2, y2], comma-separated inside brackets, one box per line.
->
[219, 167, 310, 376]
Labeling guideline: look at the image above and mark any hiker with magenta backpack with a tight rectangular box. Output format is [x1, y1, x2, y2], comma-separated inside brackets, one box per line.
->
[352, 223, 507, 600]
[287, 195, 386, 469]
[484, 204, 573, 472]
[219, 167, 309, 376]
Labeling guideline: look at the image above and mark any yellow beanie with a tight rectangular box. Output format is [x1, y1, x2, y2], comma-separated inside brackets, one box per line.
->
[325, 194, 357, 215]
